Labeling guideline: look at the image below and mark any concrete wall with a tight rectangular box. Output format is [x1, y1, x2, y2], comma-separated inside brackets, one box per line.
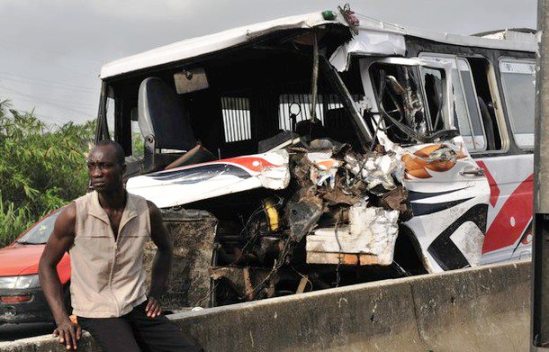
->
[0, 261, 531, 352]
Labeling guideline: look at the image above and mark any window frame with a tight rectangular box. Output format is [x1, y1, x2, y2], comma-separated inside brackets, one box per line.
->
[418, 65, 451, 133]
[498, 57, 536, 150]
[419, 53, 489, 152]
[363, 56, 456, 145]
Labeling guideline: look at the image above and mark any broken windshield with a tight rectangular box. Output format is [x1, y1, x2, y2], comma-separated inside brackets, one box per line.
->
[369, 62, 457, 145]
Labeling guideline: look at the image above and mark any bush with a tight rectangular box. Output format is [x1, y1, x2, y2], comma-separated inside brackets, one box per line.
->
[0, 193, 32, 246]
[0, 100, 95, 246]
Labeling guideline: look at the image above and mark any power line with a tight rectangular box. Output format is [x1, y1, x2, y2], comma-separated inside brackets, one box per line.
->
[0, 38, 104, 66]
[1, 91, 97, 114]
[0, 71, 97, 93]
[0, 75, 96, 94]
[0, 86, 95, 118]
[0, 84, 97, 112]
[0, 86, 98, 110]
[35, 112, 94, 125]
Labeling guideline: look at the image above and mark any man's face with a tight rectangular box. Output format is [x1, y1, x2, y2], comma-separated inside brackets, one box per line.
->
[87, 145, 125, 193]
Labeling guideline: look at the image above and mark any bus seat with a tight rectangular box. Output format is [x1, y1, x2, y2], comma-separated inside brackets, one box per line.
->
[138, 77, 197, 172]
[477, 96, 496, 150]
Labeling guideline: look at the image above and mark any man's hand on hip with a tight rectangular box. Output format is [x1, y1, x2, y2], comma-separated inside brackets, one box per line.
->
[145, 297, 162, 318]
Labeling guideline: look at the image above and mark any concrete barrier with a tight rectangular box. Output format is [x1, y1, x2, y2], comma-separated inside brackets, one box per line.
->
[0, 261, 531, 352]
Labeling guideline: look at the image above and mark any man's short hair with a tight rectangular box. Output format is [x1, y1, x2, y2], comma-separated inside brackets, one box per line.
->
[94, 140, 126, 166]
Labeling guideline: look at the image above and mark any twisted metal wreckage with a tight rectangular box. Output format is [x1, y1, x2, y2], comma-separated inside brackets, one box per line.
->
[135, 136, 431, 308]
[95, 6, 502, 308]
[134, 131, 466, 308]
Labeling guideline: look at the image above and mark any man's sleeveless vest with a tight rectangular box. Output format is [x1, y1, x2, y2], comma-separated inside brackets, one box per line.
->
[70, 191, 150, 318]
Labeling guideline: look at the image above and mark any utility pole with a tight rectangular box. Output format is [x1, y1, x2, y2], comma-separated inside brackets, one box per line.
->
[533, 0, 549, 349]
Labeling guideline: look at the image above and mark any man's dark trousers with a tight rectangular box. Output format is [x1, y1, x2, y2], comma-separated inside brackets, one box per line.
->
[78, 302, 201, 352]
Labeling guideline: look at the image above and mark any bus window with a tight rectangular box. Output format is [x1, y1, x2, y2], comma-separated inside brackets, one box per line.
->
[221, 97, 252, 143]
[499, 59, 536, 149]
[420, 54, 490, 152]
[276, 93, 363, 149]
[457, 58, 489, 151]
[369, 62, 429, 144]
[278, 94, 325, 131]
[420, 67, 447, 132]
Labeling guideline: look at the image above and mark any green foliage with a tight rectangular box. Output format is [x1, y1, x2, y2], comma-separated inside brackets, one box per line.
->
[0, 100, 95, 246]
[132, 132, 144, 159]
[0, 193, 31, 246]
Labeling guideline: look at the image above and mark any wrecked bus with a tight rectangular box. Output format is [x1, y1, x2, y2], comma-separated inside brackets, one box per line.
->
[94, 7, 536, 308]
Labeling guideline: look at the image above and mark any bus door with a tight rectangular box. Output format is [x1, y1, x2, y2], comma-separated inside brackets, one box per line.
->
[476, 58, 535, 264]
[361, 57, 490, 272]
[420, 54, 535, 265]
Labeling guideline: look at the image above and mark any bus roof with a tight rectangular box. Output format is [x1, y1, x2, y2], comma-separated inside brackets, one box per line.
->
[99, 12, 338, 79]
[100, 10, 537, 80]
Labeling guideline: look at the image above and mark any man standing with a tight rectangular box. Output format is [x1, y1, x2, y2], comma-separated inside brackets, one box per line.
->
[39, 140, 201, 351]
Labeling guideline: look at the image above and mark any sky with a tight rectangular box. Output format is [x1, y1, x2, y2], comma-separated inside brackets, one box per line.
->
[0, 0, 538, 126]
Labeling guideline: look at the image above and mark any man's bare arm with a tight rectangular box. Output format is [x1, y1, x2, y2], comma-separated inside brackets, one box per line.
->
[146, 201, 173, 318]
[39, 203, 81, 350]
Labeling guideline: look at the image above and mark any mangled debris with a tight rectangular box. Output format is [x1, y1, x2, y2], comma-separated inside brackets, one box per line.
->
[135, 139, 410, 307]
[128, 90, 469, 307]
[133, 132, 457, 307]
[202, 136, 413, 306]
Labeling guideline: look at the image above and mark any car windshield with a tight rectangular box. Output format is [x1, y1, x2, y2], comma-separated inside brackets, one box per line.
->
[16, 211, 61, 244]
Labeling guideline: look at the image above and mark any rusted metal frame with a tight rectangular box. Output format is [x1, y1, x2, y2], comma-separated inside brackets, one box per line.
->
[210, 266, 278, 301]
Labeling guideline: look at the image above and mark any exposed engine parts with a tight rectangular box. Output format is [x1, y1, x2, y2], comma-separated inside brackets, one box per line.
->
[198, 137, 412, 306]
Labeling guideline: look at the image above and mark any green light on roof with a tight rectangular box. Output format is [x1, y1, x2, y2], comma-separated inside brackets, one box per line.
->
[322, 10, 337, 21]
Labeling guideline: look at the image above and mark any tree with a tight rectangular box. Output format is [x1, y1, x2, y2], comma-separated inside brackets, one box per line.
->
[0, 100, 95, 245]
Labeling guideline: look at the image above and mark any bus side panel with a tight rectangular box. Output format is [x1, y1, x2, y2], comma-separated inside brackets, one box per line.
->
[476, 154, 534, 264]
[401, 142, 490, 273]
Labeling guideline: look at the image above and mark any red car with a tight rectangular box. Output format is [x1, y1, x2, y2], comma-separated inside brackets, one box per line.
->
[0, 209, 70, 325]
